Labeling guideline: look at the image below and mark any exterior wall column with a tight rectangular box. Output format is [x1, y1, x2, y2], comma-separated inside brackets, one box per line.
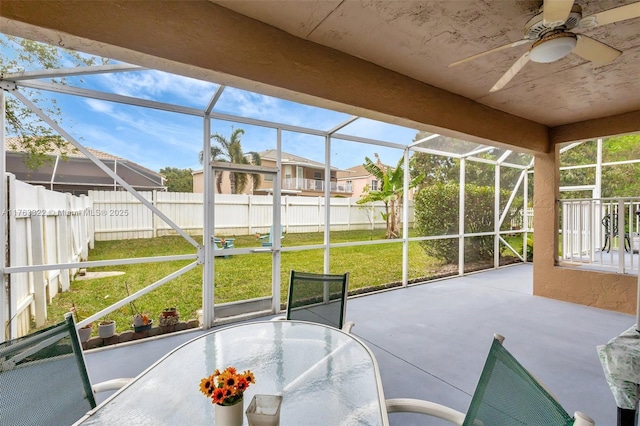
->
[533, 147, 637, 314]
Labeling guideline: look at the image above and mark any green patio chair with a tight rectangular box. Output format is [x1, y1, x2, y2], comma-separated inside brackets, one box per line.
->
[274, 270, 354, 332]
[0, 313, 129, 425]
[386, 334, 595, 426]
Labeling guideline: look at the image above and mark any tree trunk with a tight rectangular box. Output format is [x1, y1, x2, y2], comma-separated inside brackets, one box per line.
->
[230, 172, 236, 194]
[384, 202, 392, 239]
[388, 200, 399, 239]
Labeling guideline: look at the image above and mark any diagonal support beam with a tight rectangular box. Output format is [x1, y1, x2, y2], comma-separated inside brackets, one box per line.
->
[11, 89, 201, 249]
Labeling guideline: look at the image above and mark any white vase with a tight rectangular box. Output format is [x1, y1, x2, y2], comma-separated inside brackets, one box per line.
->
[98, 321, 116, 338]
[215, 399, 244, 426]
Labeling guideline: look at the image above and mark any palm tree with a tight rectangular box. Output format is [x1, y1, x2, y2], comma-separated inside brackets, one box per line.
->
[356, 153, 424, 239]
[198, 128, 262, 194]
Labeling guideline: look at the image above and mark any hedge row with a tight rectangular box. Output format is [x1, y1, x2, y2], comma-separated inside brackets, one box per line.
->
[414, 183, 522, 263]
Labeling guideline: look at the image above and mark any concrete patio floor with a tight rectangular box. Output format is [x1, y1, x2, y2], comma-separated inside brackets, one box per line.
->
[85, 263, 633, 425]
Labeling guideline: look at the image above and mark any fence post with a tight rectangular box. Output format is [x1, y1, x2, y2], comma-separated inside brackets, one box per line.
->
[318, 196, 322, 233]
[30, 214, 47, 326]
[7, 173, 18, 339]
[57, 192, 70, 292]
[152, 190, 157, 238]
[248, 194, 253, 235]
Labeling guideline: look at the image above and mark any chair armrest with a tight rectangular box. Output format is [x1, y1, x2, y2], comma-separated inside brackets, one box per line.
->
[573, 412, 595, 426]
[93, 378, 132, 394]
[341, 321, 355, 333]
[385, 398, 465, 425]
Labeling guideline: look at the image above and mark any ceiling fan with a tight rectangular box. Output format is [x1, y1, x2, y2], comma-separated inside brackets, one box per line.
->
[449, 0, 640, 92]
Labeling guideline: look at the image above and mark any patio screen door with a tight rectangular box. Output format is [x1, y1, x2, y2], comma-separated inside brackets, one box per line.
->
[208, 161, 282, 322]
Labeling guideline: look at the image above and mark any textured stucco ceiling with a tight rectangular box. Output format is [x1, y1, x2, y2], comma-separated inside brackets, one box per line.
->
[213, 0, 640, 128]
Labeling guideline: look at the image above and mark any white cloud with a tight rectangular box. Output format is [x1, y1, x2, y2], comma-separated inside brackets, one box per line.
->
[84, 98, 114, 113]
[97, 70, 217, 107]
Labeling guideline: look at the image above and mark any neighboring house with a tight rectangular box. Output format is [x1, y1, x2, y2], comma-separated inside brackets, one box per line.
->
[6, 137, 165, 195]
[336, 164, 380, 199]
[193, 149, 353, 197]
[337, 163, 417, 200]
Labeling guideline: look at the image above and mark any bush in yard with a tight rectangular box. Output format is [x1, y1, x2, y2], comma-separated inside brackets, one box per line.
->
[415, 183, 522, 264]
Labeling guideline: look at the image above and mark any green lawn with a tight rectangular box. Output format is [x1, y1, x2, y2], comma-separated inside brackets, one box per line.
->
[45, 229, 524, 335]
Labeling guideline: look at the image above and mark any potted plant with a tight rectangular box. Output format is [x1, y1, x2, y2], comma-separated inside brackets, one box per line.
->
[132, 313, 152, 332]
[71, 302, 93, 343]
[125, 281, 153, 332]
[98, 315, 116, 339]
[159, 307, 180, 328]
[199, 366, 255, 426]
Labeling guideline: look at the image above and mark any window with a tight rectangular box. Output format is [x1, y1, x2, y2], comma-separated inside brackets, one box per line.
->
[314, 171, 322, 180]
[264, 174, 273, 181]
[371, 180, 378, 191]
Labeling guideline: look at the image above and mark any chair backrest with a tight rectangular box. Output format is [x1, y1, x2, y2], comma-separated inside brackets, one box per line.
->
[463, 337, 575, 426]
[0, 313, 96, 425]
[602, 214, 619, 235]
[261, 225, 284, 246]
[286, 270, 349, 329]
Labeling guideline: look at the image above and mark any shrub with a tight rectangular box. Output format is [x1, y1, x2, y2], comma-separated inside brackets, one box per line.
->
[414, 183, 522, 264]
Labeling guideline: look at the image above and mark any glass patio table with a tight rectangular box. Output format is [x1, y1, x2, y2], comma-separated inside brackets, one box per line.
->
[75, 320, 389, 425]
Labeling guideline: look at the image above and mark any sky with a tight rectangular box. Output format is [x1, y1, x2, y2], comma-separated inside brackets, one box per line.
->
[2, 35, 422, 173]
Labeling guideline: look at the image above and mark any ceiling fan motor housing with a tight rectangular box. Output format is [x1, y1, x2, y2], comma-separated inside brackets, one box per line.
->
[524, 4, 583, 39]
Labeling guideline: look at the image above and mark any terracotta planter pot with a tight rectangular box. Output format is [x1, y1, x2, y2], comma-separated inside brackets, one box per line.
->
[161, 308, 177, 317]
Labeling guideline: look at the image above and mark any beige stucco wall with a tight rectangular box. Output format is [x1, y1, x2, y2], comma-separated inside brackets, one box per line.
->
[533, 147, 637, 314]
[192, 171, 232, 194]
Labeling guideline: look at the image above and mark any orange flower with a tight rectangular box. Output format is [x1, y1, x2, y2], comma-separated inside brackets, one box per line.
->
[199, 377, 214, 396]
[211, 388, 226, 404]
[236, 377, 249, 392]
[243, 370, 255, 384]
[219, 371, 237, 387]
[201, 366, 255, 405]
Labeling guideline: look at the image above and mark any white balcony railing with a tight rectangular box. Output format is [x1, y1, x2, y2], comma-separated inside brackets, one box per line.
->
[282, 178, 352, 193]
[559, 197, 640, 274]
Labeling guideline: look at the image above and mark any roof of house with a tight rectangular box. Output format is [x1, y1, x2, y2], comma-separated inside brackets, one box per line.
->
[6, 136, 161, 177]
[5, 136, 165, 190]
[337, 163, 392, 179]
[6, 136, 122, 161]
[259, 149, 340, 171]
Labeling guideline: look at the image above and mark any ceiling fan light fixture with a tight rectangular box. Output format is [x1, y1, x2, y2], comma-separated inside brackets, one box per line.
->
[529, 33, 577, 63]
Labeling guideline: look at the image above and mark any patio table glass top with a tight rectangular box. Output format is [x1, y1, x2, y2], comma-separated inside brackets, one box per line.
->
[76, 320, 388, 425]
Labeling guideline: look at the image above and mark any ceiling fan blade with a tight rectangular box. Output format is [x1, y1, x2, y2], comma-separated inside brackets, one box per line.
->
[573, 35, 622, 66]
[449, 40, 531, 67]
[543, 0, 575, 26]
[579, 2, 640, 29]
[490, 52, 530, 92]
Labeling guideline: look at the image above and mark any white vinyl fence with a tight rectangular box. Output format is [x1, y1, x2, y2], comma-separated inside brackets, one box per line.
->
[89, 191, 409, 241]
[5, 174, 94, 337]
